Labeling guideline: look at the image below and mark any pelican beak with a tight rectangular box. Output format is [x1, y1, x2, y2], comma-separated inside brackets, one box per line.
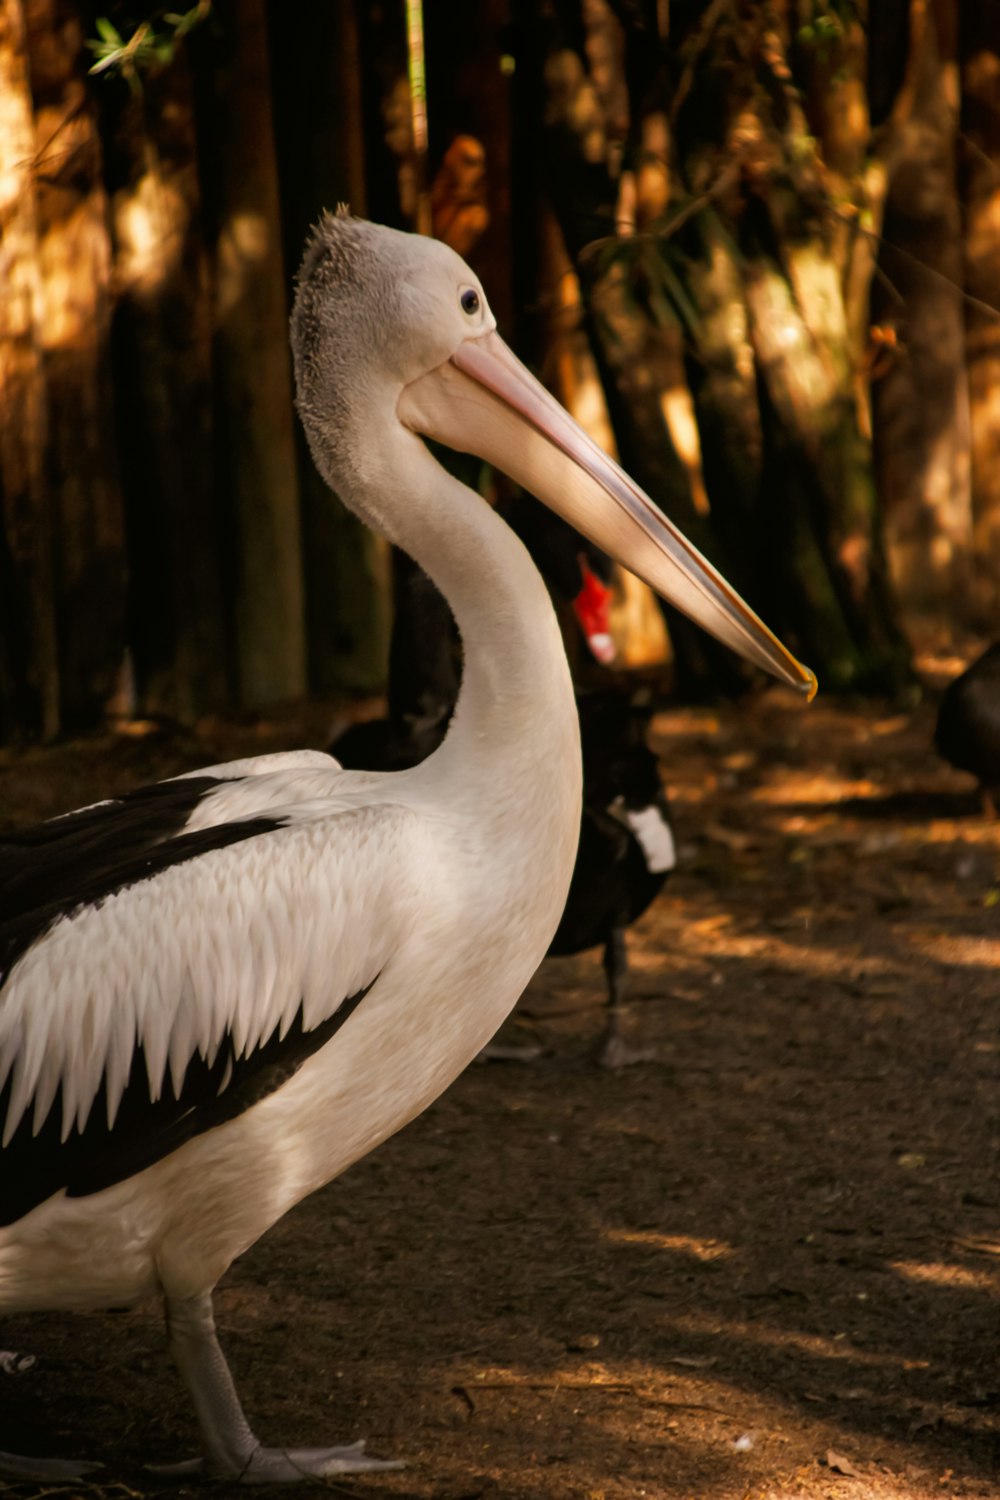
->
[398, 330, 816, 697]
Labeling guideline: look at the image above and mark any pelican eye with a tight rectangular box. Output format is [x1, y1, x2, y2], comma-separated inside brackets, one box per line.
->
[460, 288, 481, 316]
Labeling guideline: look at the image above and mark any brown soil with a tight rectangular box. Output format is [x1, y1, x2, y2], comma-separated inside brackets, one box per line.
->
[0, 666, 997, 1500]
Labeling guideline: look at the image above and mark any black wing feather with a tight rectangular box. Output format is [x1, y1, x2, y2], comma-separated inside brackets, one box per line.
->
[0, 777, 283, 984]
[0, 980, 375, 1227]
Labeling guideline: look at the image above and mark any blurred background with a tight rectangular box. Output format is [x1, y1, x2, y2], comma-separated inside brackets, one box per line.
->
[0, 0, 997, 742]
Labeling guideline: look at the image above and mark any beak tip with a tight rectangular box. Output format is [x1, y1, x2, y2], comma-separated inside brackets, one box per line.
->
[800, 666, 819, 702]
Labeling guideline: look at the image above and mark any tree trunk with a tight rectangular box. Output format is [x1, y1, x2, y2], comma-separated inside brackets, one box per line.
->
[425, 0, 514, 324]
[581, 240, 751, 694]
[197, 0, 305, 707]
[25, 0, 126, 730]
[534, 0, 912, 694]
[684, 210, 764, 589]
[743, 204, 910, 691]
[0, 0, 58, 739]
[537, 202, 668, 670]
[871, 0, 972, 625]
[101, 56, 228, 721]
[268, 0, 390, 696]
[961, 0, 1000, 626]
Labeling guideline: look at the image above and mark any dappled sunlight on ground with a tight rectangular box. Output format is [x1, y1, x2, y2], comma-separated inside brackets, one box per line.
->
[908, 933, 1000, 968]
[603, 1228, 734, 1261]
[889, 1260, 997, 1294]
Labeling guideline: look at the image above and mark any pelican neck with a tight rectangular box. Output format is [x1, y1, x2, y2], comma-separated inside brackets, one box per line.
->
[350, 429, 581, 799]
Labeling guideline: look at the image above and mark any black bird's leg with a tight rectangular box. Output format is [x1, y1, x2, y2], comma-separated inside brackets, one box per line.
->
[595, 924, 654, 1068]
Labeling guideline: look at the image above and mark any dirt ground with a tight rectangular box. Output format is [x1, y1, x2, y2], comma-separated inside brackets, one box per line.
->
[0, 654, 997, 1500]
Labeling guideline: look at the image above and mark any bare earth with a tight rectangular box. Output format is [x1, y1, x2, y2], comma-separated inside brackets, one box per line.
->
[0, 663, 997, 1500]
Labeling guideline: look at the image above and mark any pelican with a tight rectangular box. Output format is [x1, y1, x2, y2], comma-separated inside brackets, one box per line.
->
[0, 211, 815, 1482]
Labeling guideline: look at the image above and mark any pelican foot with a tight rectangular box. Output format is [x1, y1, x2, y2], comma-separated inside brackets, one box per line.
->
[164, 1289, 404, 1484]
[151, 1440, 404, 1482]
[0, 1450, 103, 1481]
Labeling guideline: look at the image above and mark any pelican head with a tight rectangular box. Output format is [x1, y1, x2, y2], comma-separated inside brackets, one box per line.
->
[291, 211, 491, 484]
[291, 210, 816, 697]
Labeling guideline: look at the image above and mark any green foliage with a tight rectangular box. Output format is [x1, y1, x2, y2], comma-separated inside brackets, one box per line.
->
[795, 1, 855, 66]
[581, 222, 703, 347]
[87, 3, 209, 91]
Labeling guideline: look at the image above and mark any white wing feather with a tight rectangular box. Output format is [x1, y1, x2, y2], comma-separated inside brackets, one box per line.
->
[0, 801, 421, 1146]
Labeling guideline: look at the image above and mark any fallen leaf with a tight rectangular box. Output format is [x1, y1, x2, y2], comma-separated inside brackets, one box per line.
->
[872, 715, 909, 736]
[704, 821, 755, 852]
[721, 751, 757, 771]
[566, 1333, 601, 1351]
[954, 1235, 1000, 1257]
[826, 1449, 862, 1478]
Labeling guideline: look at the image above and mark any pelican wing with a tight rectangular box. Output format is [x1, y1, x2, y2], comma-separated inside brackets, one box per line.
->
[0, 769, 420, 1228]
[0, 750, 345, 976]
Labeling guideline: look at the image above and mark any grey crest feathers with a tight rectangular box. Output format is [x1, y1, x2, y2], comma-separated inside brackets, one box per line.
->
[290, 211, 487, 508]
[290, 212, 409, 490]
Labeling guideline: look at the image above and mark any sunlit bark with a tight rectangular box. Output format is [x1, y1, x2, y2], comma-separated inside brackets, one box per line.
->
[200, 0, 305, 707]
[538, 203, 668, 670]
[871, 0, 972, 625]
[0, 0, 58, 737]
[101, 55, 228, 721]
[534, 0, 912, 692]
[961, 0, 1000, 626]
[268, 0, 390, 695]
[426, 0, 513, 323]
[684, 211, 762, 562]
[584, 246, 753, 694]
[25, 0, 125, 729]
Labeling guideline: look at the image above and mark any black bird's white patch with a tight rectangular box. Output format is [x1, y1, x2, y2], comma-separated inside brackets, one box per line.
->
[613, 799, 677, 874]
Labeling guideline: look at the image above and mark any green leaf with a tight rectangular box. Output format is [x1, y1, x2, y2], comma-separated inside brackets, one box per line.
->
[88, 48, 125, 75]
[95, 16, 121, 44]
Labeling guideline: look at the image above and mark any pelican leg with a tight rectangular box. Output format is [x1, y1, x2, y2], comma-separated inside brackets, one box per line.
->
[161, 1290, 403, 1483]
[595, 925, 654, 1069]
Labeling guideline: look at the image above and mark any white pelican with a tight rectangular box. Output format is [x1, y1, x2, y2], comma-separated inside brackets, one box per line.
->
[0, 211, 815, 1482]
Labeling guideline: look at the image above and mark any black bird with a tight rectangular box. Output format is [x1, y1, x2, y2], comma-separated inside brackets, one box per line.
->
[331, 512, 676, 1067]
[547, 689, 675, 1066]
[935, 642, 1000, 817]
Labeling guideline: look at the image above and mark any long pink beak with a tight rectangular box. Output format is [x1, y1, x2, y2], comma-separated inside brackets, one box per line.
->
[398, 329, 816, 698]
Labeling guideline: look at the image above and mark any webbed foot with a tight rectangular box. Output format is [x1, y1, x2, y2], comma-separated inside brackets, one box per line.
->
[151, 1439, 404, 1482]
[0, 1450, 103, 1481]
